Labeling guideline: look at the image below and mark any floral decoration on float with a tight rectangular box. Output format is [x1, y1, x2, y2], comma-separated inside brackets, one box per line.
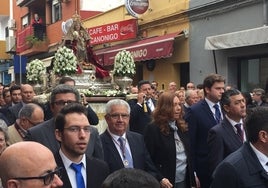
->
[113, 50, 136, 94]
[53, 46, 78, 76]
[26, 59, 46, 84]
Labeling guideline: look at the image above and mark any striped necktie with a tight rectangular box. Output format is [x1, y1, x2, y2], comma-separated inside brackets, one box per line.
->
[118, 137, 133, 168]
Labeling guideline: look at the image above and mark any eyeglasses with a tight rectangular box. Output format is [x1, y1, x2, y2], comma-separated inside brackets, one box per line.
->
[252, 93, 262, 96]
[26, 118, 43, 126]
[64, 126, 91, 133]
[12, 167, 62, 185]
[108, 113, 130, 120]
[53, 100, 77, 106]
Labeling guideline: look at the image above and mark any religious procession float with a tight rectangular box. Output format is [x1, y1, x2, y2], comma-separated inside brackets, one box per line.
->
[26, 14, 136, 100]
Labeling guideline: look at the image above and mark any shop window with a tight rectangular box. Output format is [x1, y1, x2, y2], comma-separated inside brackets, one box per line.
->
[239, 58, 268, 92]
[52, 0, 62, 23]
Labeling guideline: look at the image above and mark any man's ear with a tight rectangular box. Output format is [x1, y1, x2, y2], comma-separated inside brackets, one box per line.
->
[55, 129, 62, 142]
[7, 179, 19, 188]
[223, 104, 229, 113]
[259, 130, 268, 143]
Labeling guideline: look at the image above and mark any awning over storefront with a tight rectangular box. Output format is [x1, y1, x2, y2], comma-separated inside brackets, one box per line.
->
[41, 56, 53, 67]
[205, 26, 268, 50]
[95, 31, 183, 66]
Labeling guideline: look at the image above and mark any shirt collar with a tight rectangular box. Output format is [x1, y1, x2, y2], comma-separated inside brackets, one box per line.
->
[107, 129, 127, 141]
[59, 149, 86, 168]
[249, 142, 268, 171]
[225, 115, 243, 127]
[205, 98, 219, 109]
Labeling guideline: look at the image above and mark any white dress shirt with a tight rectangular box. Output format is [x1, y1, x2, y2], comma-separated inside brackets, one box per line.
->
[59, 149, 87, 188]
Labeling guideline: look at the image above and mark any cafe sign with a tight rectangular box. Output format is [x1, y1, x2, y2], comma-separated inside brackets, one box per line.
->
[88, 19, 138, 45]
[125, 0, 149, 18]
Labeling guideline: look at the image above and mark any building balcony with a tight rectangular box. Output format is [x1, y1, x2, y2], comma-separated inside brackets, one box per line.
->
[16, 0, 36, 7]
[16, 25, 48, 56]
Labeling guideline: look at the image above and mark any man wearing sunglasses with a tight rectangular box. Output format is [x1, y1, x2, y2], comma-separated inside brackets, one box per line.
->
[54, 103, 109, 188]
[0, 141, 63, 188]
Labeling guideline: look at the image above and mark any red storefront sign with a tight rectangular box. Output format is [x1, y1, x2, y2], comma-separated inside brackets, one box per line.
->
[95, 32, 182, 66]
[88, 19, 137, 45]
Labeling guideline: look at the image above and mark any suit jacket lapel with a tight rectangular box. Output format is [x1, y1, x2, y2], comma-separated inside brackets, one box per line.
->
[202, 100, 217, 124]
[222, 118, 243, 146]
[54, 152, 72, 188]
[243, 143, 268, 181]
[103, 130, 124, 168]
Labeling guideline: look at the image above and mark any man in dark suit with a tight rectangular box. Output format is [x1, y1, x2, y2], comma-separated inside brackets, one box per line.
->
[7, 84, 35, 125]
[211, 107, 268, 188]
[101, 99, 172, 188]
[25, 84, 103, 159]
[128, 80, 156, 134]
[185, 73, 225, 188]
[54, 103, 109, 188]
[42, 76, 99, 125]
[0, 85, 22, 125]
[207, 89, 247, 176]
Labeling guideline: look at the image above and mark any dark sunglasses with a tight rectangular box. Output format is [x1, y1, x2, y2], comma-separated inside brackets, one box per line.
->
[12, 167, 62, 185]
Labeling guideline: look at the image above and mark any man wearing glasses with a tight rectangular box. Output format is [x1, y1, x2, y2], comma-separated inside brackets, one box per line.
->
[251, 88, 268, 107]
[0, 141, 63, 188]
[100, 99, 171, 187]
[54, 103, 109, 188]
[7, 103, 44, 145]
[25, 84, 103, 159]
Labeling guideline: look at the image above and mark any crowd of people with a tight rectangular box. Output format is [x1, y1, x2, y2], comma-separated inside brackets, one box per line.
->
[0, 73, 268, 188]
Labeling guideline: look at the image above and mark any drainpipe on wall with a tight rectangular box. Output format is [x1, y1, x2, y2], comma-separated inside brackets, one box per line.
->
[213, 50, 218, 74]
[263, 0, 268, 25]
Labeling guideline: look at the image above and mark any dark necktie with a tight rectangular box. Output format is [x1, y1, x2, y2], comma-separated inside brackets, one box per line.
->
[214, 104, 221, 123]
[71, 163, 85, 188]
[235, 123, 244, 142]
[118, 137, 133, 168]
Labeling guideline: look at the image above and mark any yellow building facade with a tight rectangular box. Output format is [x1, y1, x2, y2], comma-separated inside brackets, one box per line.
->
[84, 0, 190, 90]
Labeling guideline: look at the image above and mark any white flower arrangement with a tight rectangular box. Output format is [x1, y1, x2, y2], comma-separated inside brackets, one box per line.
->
[53, 46, 78, 76]
[78, 89, 121, 96]
[113, 50, 135, 77]
[26, 59, 46, 83]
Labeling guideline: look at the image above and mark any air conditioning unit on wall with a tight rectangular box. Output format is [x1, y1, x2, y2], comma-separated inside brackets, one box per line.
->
[8, 19, 16, 29]
[6, 36, 15, 52]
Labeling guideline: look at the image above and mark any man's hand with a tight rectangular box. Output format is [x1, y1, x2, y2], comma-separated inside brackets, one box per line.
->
[160, 178, 173, 188]
[137, 92, 146, 105]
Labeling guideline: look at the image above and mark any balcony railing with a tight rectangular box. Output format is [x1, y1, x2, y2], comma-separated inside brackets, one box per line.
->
[16, 25, 48, 56]
[16, 25, 33, 53]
